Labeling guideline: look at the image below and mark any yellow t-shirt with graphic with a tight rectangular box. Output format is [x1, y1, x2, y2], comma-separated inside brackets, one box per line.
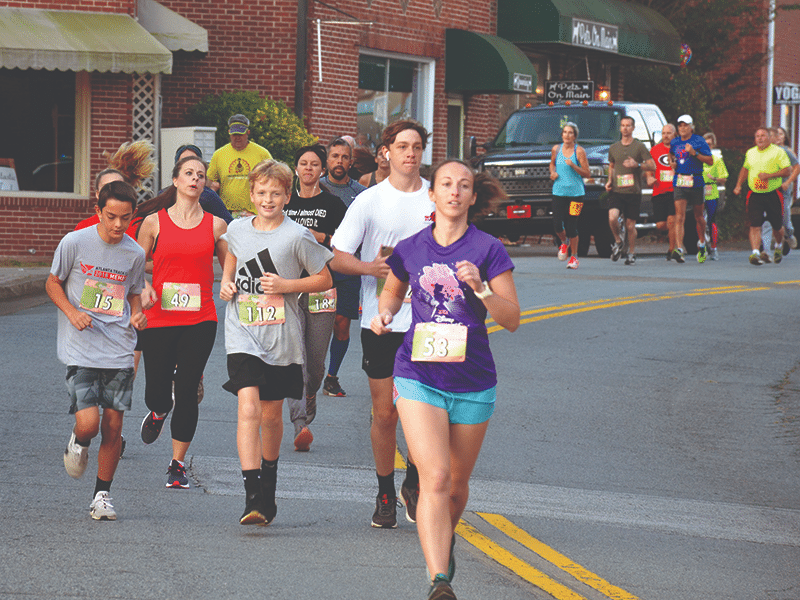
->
[743, 144, 789, 194]
[207, 142, 272, 212]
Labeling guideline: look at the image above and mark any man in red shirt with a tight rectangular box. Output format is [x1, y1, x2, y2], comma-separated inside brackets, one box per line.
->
[647, 124, 678, 260]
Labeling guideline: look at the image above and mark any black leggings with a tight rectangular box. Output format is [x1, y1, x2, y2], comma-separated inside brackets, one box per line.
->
[139, 320, 217, 443]
[552, 195, 583, 239]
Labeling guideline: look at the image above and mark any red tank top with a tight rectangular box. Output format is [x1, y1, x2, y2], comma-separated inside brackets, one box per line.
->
[651, 143, 674, 195]
[145, 208, 217, 327]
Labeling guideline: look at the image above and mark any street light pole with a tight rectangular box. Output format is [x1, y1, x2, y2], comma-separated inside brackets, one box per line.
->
[766, 0, 775, 127]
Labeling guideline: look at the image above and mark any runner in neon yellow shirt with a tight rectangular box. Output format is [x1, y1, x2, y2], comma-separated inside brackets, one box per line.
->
[702, 133, 728, 260]
[733, 127, 790, 265]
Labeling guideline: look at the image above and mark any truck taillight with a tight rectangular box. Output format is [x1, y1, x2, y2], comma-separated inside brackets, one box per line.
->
[506, 205, 531, 219]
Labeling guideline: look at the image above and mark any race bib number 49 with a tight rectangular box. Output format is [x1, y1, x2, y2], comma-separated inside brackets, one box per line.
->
[238, 294, 285, 326]
[161, 282, 201, 311]
[411, 323, 467, 363]
[80, 279, 124, 316]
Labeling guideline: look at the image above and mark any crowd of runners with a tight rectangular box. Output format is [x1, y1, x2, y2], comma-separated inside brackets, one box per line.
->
[47, 113, 792, 600]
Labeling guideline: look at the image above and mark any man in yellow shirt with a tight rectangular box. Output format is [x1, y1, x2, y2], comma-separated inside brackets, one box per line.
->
[734, 127, 791, 265]
[207, 114, 272, 215]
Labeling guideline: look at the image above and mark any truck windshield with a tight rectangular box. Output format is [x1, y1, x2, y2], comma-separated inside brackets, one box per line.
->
[494, 108, 624, 147]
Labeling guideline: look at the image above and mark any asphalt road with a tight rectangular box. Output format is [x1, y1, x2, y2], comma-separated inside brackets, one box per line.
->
[1, 247, 798, 600]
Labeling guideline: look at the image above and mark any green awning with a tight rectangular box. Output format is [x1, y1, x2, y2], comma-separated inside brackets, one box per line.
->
[137, 0, 208, 53]
[0, 8, 172, 73]
[445, 29, 538, 94]
[498, 0, 680, 65]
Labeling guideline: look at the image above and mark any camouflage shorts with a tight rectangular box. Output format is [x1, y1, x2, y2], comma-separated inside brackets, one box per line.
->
[65, 366, 135, 414]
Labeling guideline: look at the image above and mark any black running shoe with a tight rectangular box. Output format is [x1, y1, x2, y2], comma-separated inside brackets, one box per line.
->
[371, 493, 398, 528]
[240, 492, 266, 525]
[428, 575, 457, 600]
[323, 375, 346, 397]
[140, 411, 166, 444]
[448, 535, 456, 581]
[166, 459, 189, 489]
[400, 479, 419, 524]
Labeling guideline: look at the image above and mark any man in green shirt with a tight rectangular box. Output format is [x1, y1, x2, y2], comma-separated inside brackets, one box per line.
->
[733, 127, 791, 265]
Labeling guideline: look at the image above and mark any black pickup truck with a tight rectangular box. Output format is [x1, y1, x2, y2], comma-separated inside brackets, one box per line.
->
[473, 101, 669, 257]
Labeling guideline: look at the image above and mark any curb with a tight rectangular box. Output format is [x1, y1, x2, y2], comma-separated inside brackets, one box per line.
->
[0, 273, 49, 301]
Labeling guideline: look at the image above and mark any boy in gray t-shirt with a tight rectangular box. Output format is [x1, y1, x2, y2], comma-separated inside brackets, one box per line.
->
[46, 181, 146, 521]
[219, 159, 332, 526]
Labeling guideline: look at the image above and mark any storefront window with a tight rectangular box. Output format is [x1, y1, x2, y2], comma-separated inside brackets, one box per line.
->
[357, 52, 434, 162]
[0, 69, 77, 192]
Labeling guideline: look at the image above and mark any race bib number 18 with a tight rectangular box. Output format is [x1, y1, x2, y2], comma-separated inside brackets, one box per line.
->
[411, 323, 467, 363]
[80, 279, 124, 316]
[161, 282, 201, 311]
[238, 294, 285, 326]
[309, 288, 337, 313]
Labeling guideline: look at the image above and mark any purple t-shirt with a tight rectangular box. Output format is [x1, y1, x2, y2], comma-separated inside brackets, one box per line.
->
[387, 224, 515, 392]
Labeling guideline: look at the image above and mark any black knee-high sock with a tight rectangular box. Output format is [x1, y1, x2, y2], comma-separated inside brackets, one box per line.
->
[242, 469, 260, 496]
[261, 457, 278, 504]
[404, 460, 419, 489]
[377, 471, 396, 498]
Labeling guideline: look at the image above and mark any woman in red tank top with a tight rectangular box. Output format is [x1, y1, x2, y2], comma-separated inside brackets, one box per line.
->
[135, 156, 228, 489]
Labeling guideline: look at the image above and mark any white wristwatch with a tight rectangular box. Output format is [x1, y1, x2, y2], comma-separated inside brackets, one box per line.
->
[474, 281, 493, 300]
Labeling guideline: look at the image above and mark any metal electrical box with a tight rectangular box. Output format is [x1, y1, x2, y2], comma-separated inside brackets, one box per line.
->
[160, 126, 217, 189]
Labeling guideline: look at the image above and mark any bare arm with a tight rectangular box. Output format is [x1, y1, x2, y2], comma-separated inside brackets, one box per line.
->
[733, 167, 748, 196]
[46, 274, 92, 331]
[455, 262, 520, 332]
[213, 217, 228, 269]
[371, 272, 408, 335]
[128, 292, 147, 330]
[259, 267, 333, 295]
[219, 250, 238, 302]
[605, 162, 615, 191]
[549, 145, 559, 181]
[330, 248, 389, 279]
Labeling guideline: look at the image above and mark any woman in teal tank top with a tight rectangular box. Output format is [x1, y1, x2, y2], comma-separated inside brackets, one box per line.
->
[549, 123, 590, 269]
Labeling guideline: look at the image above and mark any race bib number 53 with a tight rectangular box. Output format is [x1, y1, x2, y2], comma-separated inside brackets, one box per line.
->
[411, 323, 467, 363]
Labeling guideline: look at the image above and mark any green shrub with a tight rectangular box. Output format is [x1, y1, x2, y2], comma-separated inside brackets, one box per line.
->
[188, 91, 317, 169]
[716, 147, 747, 242]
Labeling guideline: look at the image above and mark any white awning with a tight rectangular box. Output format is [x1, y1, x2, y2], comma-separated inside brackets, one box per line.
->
[0, 8, 172, 73]
[137, 0, 208, 53]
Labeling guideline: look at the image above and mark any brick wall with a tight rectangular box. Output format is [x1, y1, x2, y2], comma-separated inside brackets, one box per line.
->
[158, 0, 299, 129]
[0, 196, 93, 259]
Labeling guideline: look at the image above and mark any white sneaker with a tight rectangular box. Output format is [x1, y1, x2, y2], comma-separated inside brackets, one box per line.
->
[557, 243, 568, 261]
[789, 235, 798, 250]
[89, 491, 117, 521]
[64, 431, 88, 479]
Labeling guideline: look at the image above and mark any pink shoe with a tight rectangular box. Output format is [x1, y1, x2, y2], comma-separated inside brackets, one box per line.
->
[557, 244, 568, 260]
[567, 256, 579, 269]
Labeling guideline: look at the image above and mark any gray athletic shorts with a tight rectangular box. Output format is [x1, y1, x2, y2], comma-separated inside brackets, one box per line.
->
[66, 366, 135, 414]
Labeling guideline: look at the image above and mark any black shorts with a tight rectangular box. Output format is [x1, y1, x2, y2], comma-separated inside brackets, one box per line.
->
[652, 192, 675, 222]
[673, 186, 704, 206]
[333, 272, 360, 320]
[746, 190, 784, 230]
[608, 192, 641, 221]
[223, 353, 303, 400]
[361, 328, 404, 380]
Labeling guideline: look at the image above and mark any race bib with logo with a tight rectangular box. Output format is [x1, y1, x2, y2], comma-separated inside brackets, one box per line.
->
[79, 279, 124, 316]
[616, 174, 634, 188]
[704, 184, 715, 199]
[238, 294, 285, 326]
[753, 177, 769, 191]
[308, 288, 337, 313]
[569, 202, 584, 216]
[161, 282, 201, 311]
[411, 323, 467, 363]
[676, 174, 694, 188]
[659, 169, 674, 182]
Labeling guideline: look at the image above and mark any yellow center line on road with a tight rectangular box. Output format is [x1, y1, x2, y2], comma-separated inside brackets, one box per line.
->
[455, 519, 589, 600]
[478, 513, 640, 600]
[487, 285, 776, 333]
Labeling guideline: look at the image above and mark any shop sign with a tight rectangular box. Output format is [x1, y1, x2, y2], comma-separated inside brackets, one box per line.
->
[572, 18, 618, 53]
[513, 73, 533, 93]
[545, 80, 594, 102]
[774, 83, 800, 105]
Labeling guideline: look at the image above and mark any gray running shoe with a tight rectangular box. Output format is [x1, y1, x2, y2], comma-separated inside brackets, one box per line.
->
[400, 479, 419, 523]
[141, 411, 166, 444]
[293, 426, 313, 452]
[323, 375, 346, 397]
[64, 431, 88, 479]
[305, 395, 317, 425]
[428, 575, 457, 600]
[166, 459, 189, 489]
[624, 254, 636, 265]
[749, 252, 764, 266]
[611, 242, 623, 261]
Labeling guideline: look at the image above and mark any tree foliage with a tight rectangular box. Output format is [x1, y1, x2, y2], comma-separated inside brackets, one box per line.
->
[188, 91, 317, 169]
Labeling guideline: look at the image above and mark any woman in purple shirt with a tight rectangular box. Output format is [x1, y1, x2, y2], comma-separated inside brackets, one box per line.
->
[371, 160, 520, 600]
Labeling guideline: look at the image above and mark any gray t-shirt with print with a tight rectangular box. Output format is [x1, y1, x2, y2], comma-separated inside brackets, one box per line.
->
[221, 216, 333, 366]
[50, 226, 146, 369]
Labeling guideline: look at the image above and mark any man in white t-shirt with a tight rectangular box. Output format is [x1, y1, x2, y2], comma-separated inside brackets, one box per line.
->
[331, 120, 434, 529]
